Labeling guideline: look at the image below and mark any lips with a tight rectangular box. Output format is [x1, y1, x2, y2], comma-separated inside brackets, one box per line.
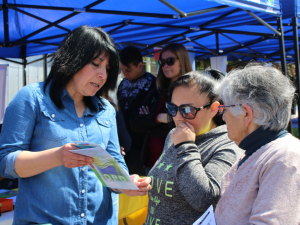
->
[90, 82, 100, 88]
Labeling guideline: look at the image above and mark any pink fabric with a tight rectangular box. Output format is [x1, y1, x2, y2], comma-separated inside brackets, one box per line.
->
[215, 134, 300, 225]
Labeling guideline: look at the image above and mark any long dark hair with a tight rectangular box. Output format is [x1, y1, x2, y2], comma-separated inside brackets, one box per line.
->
[168, 70, 225, 126]
[157, 43, 192, 97]
[44, 25, 119, 111]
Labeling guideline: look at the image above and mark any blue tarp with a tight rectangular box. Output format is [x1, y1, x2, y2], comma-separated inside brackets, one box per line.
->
[0, 0, 282, 59]
[280, 0, 300, 18]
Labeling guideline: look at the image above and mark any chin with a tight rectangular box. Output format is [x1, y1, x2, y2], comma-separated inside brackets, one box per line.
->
[165, 74, 176, 80]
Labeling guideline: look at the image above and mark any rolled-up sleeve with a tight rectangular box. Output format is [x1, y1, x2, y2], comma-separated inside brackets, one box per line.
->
[0, 85, 37, 178]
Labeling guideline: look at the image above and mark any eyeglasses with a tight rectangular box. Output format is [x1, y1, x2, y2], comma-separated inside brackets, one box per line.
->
[166, 102, 212, 119]
[218, 104, 242, 114]
[158, 57, 179, 67]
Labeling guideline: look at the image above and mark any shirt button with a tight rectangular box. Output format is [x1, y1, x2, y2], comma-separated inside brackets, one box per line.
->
[82, 167, 86, 171]
[81, 189, 85, 194]
[106, 121, 109, 125]
[80, 123, 83, 127]
[81, 213, 85, 218]
[51, 114, 55, 118]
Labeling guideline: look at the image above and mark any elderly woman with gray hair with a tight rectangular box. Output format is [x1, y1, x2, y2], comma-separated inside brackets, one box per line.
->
[214, 64, 300, 225]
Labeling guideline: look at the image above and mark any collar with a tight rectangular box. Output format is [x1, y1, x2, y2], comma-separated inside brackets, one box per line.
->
[61, 87, 69, 98]
[238, 127, 288, 168]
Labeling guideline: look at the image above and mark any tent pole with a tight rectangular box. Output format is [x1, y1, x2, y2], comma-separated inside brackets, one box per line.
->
[21, 45, 27, 87]
[0, 57, 22, 65]
[27, 54, 53, 65]
[107, 20, 129, 34]
[129, 21, 199, 30]
[200, 8, 240, 28]
[158, 0, 229, 18]
[202, 28, 275, 37]
[223, 37, 265, 53]
[245, 10, 281, 36]
[11, 0, 106, 46]
[43, 54, 47, 81]
[277, 17, 293, 134]
[183, 36, 217, 55]
[11, 34, 67, 47]
[220, 33, 259, 54]
[141, 30, 193, 52]
[12, 8, 70, 32]
[292, 17, 300, 138]
[216, 32, 219, 55]
[158, 0, 186, 17]
[3, 0, 9, 46]
[7, 3, 176, 18]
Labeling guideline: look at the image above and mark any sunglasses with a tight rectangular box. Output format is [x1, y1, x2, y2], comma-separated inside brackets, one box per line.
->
[218, 104, 242, 114]
[166, 102, 212, 119]
[158, 57, 179, 67]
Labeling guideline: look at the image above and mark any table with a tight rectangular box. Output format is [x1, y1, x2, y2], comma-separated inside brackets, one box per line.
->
[0, 211, 13, 225]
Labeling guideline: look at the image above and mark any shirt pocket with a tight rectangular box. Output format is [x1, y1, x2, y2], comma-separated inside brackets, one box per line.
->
[96, 117, 112, 147]
[41, 110, 67, 141]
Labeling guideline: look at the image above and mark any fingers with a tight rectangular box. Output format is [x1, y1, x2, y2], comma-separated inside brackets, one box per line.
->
[145, 106, 150, 114]
[138, 177, 152, 187]
[139, 108, 144, 114]
[130, 174, 140, 185]
[120, 147, 125, 156]
[123, 175, 151, 197]
[139, 106, 150, 114]
[185, 121, 195, 133]
[64, 158, 93, 168]
[62, 144, 94, 168]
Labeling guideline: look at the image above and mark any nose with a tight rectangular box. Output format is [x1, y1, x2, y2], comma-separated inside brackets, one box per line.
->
[97, 66, 107, 79]
[162, 63, 169, 68]
[173, 110, 185, 124]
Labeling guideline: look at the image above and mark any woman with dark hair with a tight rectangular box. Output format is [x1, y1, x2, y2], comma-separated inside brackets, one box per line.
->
[131, 43, 192, 175]
[144, 71, 242, 225]
[0, 25, 150, 225]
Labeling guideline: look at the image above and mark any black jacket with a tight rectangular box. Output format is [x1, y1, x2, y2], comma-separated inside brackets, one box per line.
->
[117, 72, 156, 170]
[130, 88, 175, 165]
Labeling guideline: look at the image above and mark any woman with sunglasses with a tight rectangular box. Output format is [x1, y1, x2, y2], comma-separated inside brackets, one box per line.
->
[144, 71, 242, 225]
[131, 43, 192, 175]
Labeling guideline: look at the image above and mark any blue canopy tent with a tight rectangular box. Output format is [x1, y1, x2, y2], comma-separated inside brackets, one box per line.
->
[277, 0, 300, 130]
[0, 0, 283, 60]
[1, 0, 293, 133]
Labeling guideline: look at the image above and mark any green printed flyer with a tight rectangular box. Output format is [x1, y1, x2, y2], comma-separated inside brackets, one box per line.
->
[71, 142, 138, 190]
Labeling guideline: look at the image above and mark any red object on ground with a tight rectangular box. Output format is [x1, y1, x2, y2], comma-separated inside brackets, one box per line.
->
[0, 198, 13, 212]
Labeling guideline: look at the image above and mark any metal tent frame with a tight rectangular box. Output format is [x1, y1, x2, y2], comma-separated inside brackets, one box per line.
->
[0, 0, 295, 134]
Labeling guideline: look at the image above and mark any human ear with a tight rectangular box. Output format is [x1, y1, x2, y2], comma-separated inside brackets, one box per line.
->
[242, 104, 253, 128]
[138, 62, 143, 70]
[209, 101, 220, 119]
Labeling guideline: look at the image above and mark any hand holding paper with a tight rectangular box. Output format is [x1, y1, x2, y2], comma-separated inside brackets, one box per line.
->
[121, 175, 152, 196]
[70, 142, 139, 190]
[59, 143, 94, 168]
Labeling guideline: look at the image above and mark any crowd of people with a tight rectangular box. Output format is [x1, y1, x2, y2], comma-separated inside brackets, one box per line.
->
[0, 25, 300, 225]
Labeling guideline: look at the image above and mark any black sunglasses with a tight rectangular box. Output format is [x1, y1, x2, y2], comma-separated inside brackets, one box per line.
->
[158, 57, 179, 67]
[166, 102, 212, 119]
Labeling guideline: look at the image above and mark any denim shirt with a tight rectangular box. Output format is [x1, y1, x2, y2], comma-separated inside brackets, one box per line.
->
[0, 82, 128, 225]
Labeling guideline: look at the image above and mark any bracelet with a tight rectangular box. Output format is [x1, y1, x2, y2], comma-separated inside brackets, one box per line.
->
[111, 188, 122, 194]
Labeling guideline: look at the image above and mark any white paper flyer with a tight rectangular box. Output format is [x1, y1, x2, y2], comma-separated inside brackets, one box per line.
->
[193, 205, 216, 225]
[71, 144, 138, 190]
